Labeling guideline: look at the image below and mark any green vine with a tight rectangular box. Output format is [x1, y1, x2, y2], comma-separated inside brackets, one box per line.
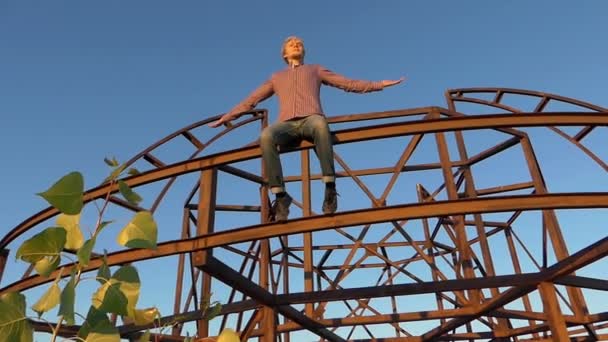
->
[0, 159, 225, 342]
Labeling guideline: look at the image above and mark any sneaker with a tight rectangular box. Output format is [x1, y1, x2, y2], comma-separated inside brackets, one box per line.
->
[271, 193, 293, 222]
[322, 187, 339, 214]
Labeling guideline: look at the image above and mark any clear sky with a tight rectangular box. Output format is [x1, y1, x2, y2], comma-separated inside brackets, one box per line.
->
[1, 1, 607, 340]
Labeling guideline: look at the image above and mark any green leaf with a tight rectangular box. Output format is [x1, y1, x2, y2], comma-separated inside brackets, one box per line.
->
[96, 221, 114, 236]
[16, 227, 67, 263]
[56, 213, 84, 249]
[118, 180, 142, 206]
[78, 237, 96, 268]
[102, 163, 127, 184]
[31, 282, 61, 316]
[97, 252, 111, 285]
[58, 272, 76, 325]
[127, 167, 140, 176]
[137, 330, 151, 342]
[112, 266, 140, 315]
[0, 292, 33, 342]
[34, 255, 60, 277]
[116, 211, 157, 249]
[37, 171, 84, 215]
[78, 306, 108, 340]
[92, 282, 128, 316]
[85, 319, 120, 342]
[104, 157, 119, 167]
[112, 265, 140, 284]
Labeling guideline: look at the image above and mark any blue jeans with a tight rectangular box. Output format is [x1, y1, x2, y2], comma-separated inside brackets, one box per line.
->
[260, 114, 336, 193]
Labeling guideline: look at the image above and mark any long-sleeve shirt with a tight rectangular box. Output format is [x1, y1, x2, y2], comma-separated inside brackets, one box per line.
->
[222, 64, 385, 123]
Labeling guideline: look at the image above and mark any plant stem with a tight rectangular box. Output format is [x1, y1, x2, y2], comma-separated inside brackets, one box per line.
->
[51, 315, 64, 342]
[94, 180, 115, 237]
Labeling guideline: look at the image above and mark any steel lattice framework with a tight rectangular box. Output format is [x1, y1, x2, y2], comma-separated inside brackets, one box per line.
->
[1, 88, 607, 341]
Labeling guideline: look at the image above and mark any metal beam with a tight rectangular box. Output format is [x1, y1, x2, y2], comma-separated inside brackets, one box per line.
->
[538, 282, 569, 341]
[277, 273, 539, 305]
[555, 275, 608, 291]
[0, 249, 8, 283]
[3, 193, 608, 294]
[4, 112, 607, 249]
[197, 256, 346, 342]
[421, 236, 608, 341]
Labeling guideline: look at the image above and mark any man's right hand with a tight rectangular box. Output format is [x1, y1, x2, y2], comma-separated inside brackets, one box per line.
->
[208, 118, 227, 128]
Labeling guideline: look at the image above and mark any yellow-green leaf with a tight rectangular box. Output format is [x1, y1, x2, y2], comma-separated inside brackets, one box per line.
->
[137, 330, 151, 342]
[86, 331, 121, 342]
[92, 282, 128, 316]
[56, 213, 84, 249]
[34, 255, 60, 277]
[127, 168, 140, 176]
[118, 180, 142, 206]
[58, 272, 76, 325]
[116, 212, 157, 249]
[0, 292, 33, 342]
[217, 328, 241, 342]
[31, 282, 61, 316]
[132, 307, 159, 326]
[122, 281, 140, 316]
[102, 163, 127, 184]
[16, 227, 66, 263]
[112, 266, 140, 314]
[1, 292, 25, 313]
[91, 281, 110, 308]
[85, 320, 120, 342]
[37, 171, 84, 215]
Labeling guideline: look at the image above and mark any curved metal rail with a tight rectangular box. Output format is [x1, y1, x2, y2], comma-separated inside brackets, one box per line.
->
[1, 91, 607, 342]
[446, 87, 608, 171]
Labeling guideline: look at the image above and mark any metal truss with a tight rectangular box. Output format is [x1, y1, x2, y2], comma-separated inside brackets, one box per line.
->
[2, 88, 607, 341]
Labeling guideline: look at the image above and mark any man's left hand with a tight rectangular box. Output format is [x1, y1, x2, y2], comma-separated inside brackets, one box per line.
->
[381, 77, 406, 88]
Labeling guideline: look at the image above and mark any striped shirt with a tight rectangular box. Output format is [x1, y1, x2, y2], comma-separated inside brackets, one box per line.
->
[223, 64, 384, 123]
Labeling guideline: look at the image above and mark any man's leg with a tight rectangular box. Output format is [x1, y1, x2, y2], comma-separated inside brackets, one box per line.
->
[300, 115, 338, 214]
[260, 120, 298, 220]
[260, 121, 297, 192]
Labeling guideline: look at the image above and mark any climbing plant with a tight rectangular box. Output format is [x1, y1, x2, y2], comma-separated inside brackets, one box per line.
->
[0, 158, 222, 341]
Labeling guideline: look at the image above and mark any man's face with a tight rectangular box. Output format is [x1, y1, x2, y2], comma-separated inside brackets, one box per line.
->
[283, 38, 305, 61]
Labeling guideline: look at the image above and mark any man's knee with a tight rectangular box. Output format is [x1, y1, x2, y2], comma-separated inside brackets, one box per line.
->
[308, 115, 330, 133]
[260, 129, 274, 146]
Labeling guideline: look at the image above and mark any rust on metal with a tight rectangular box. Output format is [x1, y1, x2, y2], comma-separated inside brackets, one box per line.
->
[2, 88, 606, 341]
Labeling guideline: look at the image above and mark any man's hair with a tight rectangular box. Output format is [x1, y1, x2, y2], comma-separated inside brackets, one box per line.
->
[281, 36, 305, 64]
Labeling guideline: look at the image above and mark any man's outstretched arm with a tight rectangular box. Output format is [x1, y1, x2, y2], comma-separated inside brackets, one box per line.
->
[208, 79, 274, 128]
[319, 66, 405, 93]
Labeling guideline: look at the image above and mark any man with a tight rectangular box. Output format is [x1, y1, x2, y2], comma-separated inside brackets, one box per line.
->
[209, 36, 404, 221]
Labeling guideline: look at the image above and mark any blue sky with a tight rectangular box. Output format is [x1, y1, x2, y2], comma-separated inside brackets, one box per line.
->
[1, 1, 607, 340]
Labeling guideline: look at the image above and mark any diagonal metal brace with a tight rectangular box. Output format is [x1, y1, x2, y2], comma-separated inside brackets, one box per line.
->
[197, 255, 346, 342]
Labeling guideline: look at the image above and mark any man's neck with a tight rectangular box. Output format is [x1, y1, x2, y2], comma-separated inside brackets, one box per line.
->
[287, 59, 303, 68]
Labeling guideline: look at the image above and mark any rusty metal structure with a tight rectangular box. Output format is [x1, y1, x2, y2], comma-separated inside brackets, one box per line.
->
[1, 87, 607, 341]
